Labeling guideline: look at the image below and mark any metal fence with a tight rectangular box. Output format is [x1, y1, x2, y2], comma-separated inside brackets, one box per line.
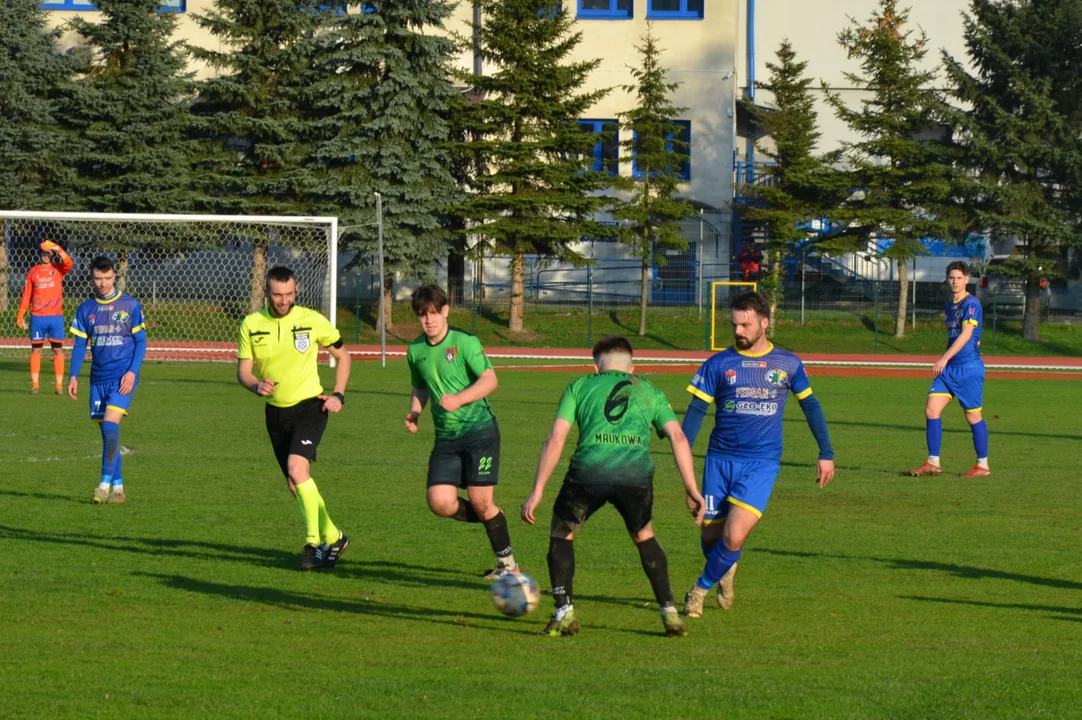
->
[338, 238, 1079, 351]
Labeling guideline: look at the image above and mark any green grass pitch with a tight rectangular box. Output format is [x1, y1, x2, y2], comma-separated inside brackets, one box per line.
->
[2, 358, 1080, 718]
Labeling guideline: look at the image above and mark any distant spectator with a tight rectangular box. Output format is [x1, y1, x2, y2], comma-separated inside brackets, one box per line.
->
[738, 241, 763, 283]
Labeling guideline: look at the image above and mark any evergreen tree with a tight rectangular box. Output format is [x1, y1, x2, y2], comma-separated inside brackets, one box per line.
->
[58, 0, 194, 291]
[825, 0, 962, 338]
[456, 0, 613, 333]
[61, 0, 193, 214]
[733, 40, 840, 334]
[943, 0, 1082, 341]
[0, 0, 76, 312]
[190, 0, 329, 312]
[611, 26, 695, 338]
[297, 0, 463, 330]
[0, 0, 75, 213]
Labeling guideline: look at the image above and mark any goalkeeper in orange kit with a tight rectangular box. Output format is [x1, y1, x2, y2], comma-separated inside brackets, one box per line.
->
[16, 241, 74, 394]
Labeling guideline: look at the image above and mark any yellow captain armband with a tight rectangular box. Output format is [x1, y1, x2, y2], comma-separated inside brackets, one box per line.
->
[687, 385, 714, 403]
[794, 387, 813, 400]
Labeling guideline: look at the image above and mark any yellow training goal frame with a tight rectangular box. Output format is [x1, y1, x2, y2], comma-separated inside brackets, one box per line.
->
[710, 281, 758, 351]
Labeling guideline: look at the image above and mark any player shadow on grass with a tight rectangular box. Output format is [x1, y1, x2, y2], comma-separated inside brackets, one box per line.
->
[757, 547, 1082, 592]
[0, 489, 89, 505]
[0, 524, 298, 568]
[901, 596, 1082, 624]
[138, 572, 537, 634]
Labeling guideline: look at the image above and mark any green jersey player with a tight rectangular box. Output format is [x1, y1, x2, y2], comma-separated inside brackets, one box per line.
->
[521, 336, 706, 637]
[405, 284, 518, 579]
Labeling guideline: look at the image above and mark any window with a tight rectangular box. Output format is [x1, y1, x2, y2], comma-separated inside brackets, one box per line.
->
[632, 120, 691, 181]
[42, 0, 185, 9]
[647, 0, 703, 20]
[578, 0, 632, 19]
[577, 120, 619, 174]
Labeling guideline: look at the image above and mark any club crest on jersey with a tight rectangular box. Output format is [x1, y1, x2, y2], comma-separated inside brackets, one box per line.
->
[725, 369, 737, 385]
[445, 347, 457, 363]
[766, 367, 788, 387]
[111, 311, 129, 324]
[294, 331, 310, 353]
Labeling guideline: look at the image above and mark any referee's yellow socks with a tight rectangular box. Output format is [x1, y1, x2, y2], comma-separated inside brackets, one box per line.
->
[294, 478, 340, 546]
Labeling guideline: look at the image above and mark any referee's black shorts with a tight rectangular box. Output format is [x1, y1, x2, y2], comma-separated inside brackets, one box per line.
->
[265, 397, 329, 477]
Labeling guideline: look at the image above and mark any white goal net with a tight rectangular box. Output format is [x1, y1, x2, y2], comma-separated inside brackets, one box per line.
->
[1, 211, 337, 360]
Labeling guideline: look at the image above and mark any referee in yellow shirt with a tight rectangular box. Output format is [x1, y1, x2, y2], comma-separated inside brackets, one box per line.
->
[237, 266, 353, 571]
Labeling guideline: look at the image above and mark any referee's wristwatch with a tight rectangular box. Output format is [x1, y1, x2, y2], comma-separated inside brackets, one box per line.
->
[332, 391, 346, 406]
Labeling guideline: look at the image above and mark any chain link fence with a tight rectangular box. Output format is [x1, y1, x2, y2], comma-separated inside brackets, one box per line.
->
[1, 212, 336, 359]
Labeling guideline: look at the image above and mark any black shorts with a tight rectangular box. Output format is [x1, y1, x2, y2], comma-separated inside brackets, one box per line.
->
[552, 479, 654, 535]
[265, 397, 329, 477]
[427, 421, 501, 488]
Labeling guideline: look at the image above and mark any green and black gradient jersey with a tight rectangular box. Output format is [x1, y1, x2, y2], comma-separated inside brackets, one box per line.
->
[408, 328, 496, 439]
[555, 370, 678, 487]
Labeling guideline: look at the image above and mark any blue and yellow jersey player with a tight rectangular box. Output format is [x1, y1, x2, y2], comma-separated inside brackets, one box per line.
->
[909, 261, 990, 479]
[67, 256, 148, 505]
[679, 291, 835, 618]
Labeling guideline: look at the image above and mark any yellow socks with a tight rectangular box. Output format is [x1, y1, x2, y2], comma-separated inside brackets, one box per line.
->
[294, 480, 322, 546]
[294, 478, 339, 546]
[319, 491, 340, 546]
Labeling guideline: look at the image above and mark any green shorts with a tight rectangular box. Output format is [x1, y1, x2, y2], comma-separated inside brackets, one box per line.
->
[427, 421, 501, 488]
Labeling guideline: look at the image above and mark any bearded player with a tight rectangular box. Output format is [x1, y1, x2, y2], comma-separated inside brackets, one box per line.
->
[679, 291, 835, 617]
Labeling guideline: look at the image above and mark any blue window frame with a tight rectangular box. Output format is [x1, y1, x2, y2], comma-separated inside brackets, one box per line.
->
[647, 0, 703, 20]
[578, 120, 619, 174]
[578, 0, 632, 19]
[42, 0, 185, 9]
[632, 120, 691, 181]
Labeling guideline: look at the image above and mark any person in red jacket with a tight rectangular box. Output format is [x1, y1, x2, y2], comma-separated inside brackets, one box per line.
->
[738, 241, 763, 283]
[16, 241, 74, 394]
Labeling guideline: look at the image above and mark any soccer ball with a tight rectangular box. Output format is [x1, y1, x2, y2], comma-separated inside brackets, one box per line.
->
[490, 572, 540, 617]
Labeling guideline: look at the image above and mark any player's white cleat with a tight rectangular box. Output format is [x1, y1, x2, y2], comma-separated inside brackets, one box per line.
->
[717, 562, 738, 610]
[683, 585, 707, 618]
[92, 487, 109, 504]
[661, 605, 687, 636]
[482, 563, 520, 581]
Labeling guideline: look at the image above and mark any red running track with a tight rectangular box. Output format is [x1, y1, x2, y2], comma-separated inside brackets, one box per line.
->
[1, 339, 1078, 379]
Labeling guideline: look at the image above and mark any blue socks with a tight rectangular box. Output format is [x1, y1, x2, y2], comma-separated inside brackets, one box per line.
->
[971, 420, 989, 460]
[697, 543, 742, 591]
[101, 421, 120, 487]
[112, 442, 123, 489]
[926, 418, 942, 457]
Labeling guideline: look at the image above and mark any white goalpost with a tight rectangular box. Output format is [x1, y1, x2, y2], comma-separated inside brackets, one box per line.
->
[1, 210, 338, 361]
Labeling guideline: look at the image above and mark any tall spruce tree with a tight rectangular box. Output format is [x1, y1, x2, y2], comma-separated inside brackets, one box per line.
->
[0, 0, 75, 213]
[0, 0, 76, 312]
[611, 26, 695, 338]
[733, 40, 840, 334]
[58, 0, 193, 291]
[190, 0, 329, 312]
[825, 0, 962, 338]
[457, 0, 613, 333]
[61, 0, 193, 214]
[943, 0, 1082, 341]
[297, 0, 462, 331]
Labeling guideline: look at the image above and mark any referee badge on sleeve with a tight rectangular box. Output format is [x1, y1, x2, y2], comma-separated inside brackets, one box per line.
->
[294, 331, 310, 352]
